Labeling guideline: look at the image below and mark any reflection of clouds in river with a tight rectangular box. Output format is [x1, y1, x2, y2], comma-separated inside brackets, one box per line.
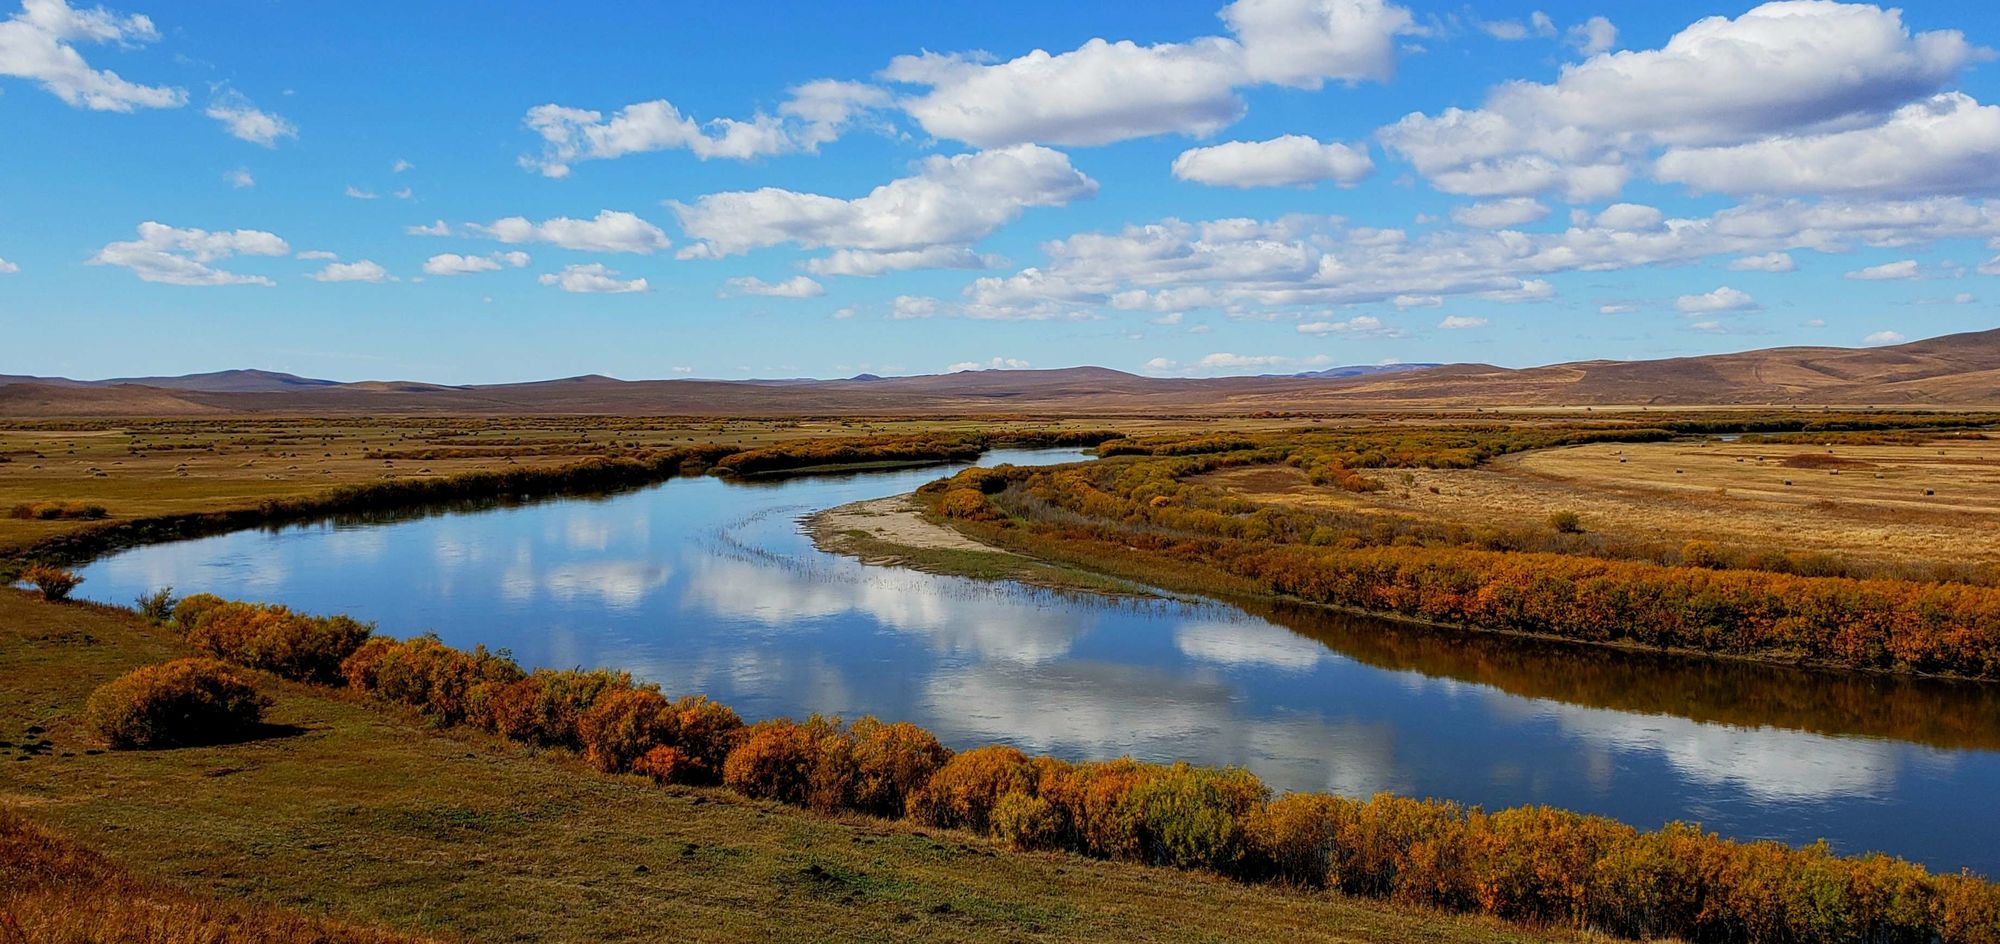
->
[500, 559, 671, 609]
[681, 556, 1087, 665]
[1394, 669, 1926, 802]
[922, 662, 1401, 797]
[549, 506, 650, 552]
[322, 526, 387, 562]
[1537, 701, 1947, 802]
[1175, 618, 1326, 671]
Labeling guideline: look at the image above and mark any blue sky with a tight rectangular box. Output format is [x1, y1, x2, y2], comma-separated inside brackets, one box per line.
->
[3, 0, 1998, 383]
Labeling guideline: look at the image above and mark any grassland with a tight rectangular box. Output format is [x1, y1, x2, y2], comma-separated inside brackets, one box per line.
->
[1196, 436, 2000, 578]
[0, 589, 1583, 944]
[0, 415, 1336, 561]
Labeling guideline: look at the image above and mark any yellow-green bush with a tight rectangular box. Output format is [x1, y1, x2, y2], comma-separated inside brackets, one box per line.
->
[910, 745, 1036, 833]
[1246, 791, 1350, 886]
[84, 658, 270, 749]
[991, 792, 1065, 851]
[1122, 763, 1267, 873]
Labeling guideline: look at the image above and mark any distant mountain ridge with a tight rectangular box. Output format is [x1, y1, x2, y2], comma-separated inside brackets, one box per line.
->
[3, 328, 1998, 416]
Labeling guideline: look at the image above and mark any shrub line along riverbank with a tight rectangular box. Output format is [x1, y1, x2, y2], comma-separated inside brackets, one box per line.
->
[58, 591, 2000, 944]
[907, 421, 2000, 682]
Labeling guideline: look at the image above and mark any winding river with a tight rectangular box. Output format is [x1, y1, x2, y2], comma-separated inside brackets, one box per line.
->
[69, 447, 2000, 876]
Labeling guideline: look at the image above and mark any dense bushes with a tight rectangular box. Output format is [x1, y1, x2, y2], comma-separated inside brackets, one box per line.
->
[84, 658, 270, 749]
[910, 745, 1036, 833]
[8, 501, 108, 520]
[575, 689, 742, 781]
[341, 635, 522, 725]
[474, 669, 632, 749]
[163, 596, 2000, 943]
[174, 595, 373, 684]
[717, 714, 945, 813]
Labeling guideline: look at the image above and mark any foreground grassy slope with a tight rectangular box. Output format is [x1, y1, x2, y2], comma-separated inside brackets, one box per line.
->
[0, 590, 1576, 944]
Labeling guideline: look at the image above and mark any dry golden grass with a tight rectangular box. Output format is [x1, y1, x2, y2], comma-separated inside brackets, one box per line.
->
[0, 808, 443, 944]
[1202, 437, 2000, 574]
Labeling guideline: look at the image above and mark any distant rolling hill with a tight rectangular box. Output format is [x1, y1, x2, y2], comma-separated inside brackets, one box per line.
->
[2, 328, 1997, 417]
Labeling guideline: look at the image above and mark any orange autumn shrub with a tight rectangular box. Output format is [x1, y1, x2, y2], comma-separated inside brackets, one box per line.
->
[176, 598, 372, 684]
[909, 744, 1036, 833]
[631, 745, 700, 784]
[721, 716, 852, 808]
[849, 717, 952, 818]
[1033, 757, 1159, 860]
[576, 688, 673, 773]
[1937, 872, 2000, 944]
[83, 658, 270, 749]
[1471, 805, 1631, 925]
[665, 695, 746, 780]
[471, 669, 632, 748]
[170, 592, 229, 631]
[935, 488, 997, 521]
[339, 637, 396, 690]
[572, 689, 744, 780]
[346, 635, 521, 725]
[20, 564, 83, 601]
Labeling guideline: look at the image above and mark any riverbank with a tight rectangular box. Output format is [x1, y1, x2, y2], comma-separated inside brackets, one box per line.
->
[803, 494, 1145, 596]
[0, 589, 1582, 944]
[0, 418, 1121, 572]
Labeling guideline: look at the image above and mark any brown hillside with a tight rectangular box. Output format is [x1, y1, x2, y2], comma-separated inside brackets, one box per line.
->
[1, 327, 1996, 416]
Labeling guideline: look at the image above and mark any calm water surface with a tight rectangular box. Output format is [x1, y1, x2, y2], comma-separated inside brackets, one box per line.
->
[71, 448, 2000, 876]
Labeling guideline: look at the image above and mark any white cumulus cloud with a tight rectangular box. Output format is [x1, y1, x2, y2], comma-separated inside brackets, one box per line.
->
[947, 356, 1031, 371]
[1450, 197, 1548, 228]
[308, 260, 391, 283]
[423, 251, 531, 276]
[88, 221, 287, 286]
[1845, 259, 1920, 280]
[1382, 2, 1985, 200]
[673, 144, 1095, 258]
[520, 81, 888, 177]
[0, 0, 183, 111]
[1728, 252, 1795, 272]
[205, 89, 295, 147]
[723, 275, 825, 298]
[1676, 285, 1757, 313]
[469, 209, 671, 254]
[882, 0, 1417, 148]
[1171, 134, 1373, 188]
[538, 262, 648, 294]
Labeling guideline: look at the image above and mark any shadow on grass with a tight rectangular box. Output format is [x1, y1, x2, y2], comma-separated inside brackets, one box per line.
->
[125, 721, 312, 752]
